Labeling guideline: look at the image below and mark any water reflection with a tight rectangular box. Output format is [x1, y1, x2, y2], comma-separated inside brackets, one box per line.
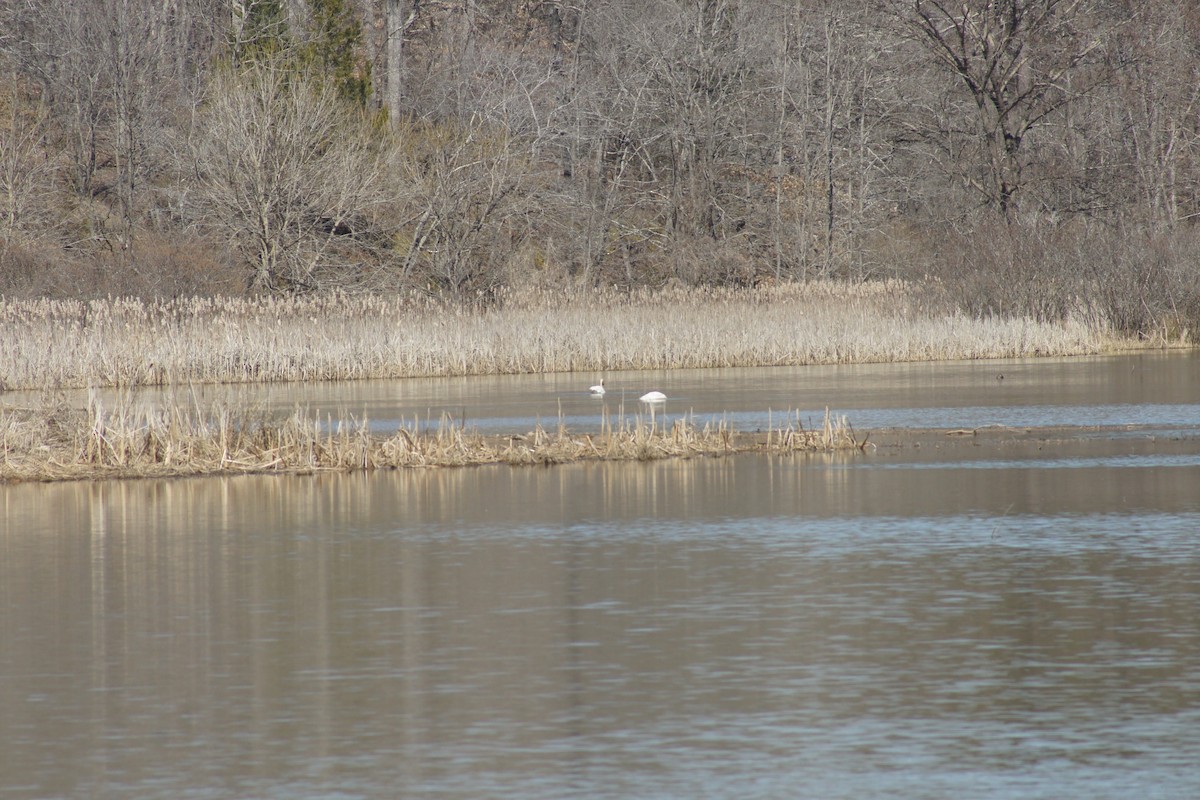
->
[11, 350, 1200, 437]
[3, 444, 1200, 798]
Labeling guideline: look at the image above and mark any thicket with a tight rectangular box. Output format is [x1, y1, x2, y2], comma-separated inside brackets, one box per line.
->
[1, 0, 1198, 340]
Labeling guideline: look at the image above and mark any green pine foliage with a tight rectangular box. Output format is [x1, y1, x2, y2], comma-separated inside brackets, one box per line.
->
[302, 0, 372, 110]
[233, 0, 290, 65]
[227, 0, 370, 111]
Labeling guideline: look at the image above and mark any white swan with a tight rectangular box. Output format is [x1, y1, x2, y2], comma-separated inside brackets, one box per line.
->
[589, 379, 606, 395]
[639, 390, 666, 402]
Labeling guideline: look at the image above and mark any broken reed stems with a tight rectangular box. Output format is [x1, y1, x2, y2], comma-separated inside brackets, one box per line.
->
[0, 396, 860, 482]
[0, 281, 1109, 391]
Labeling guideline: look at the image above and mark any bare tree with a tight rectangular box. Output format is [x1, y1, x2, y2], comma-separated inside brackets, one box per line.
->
[750, 1, 901, 280]
[0, 0, 223, 254]
[1103, 1, 1200, 226]
[187, 61, 391, 291]
[391, 117, 531, 294]
[2, 1, 106, 220]
[105, 0, 167, 251]
[0, 69, 56, 243]
[883, 0, 1121, 218]
[367, 0, 421, 117]
[543, 0, 668, 285]
[657, 0, 740, 241]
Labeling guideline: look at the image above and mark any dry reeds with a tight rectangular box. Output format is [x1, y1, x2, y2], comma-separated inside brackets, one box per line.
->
[0, 394, 860, 483]
[0, 281, 1110, 391]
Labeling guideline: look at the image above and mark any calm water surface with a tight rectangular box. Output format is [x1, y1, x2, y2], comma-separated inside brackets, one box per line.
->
[3, 353, 1200, 799]
[27, 349, 1200, 434]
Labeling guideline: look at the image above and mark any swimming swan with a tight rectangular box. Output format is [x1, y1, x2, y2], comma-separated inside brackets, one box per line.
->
[590, 379, 606, 395]
[639, 391, 666, 402]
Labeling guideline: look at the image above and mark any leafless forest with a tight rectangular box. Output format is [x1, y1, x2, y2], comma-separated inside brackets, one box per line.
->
[1, 0, 1198, 337]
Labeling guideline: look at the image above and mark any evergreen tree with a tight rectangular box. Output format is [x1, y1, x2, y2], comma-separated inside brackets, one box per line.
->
[234, 0, 290, 65]
[303, 0, 371, 110]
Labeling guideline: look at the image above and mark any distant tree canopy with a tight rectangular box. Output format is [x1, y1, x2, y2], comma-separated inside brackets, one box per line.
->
[232, 0, 290, 64]
[1, 0, 1198, 336]
[884, 0, 1117, 218]
[302, 0, 371, 108]
[231, 0, 370, 108]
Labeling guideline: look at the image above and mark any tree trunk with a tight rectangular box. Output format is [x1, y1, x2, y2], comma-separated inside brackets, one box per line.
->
[384, 0, 406, 118]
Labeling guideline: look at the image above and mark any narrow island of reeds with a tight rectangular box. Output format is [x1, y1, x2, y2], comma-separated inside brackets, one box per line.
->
[0, 395, 861, 482]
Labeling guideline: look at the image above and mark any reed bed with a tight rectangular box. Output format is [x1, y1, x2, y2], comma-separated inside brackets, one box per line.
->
[0, 282, 1109, 391]
[0, 394, 860, 482]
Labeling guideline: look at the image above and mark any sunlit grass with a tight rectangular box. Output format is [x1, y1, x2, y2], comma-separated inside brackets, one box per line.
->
[0, 394, 860, 482]
[0, 281, 1110, 391]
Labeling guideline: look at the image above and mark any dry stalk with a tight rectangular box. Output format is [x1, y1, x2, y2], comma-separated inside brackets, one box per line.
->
[0, 283, 1111, 392]
[0, 397, 863, 483]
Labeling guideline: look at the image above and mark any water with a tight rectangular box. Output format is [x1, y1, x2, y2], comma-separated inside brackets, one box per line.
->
[19, 349, 1200, 435]
[3, 353, 1200, 799]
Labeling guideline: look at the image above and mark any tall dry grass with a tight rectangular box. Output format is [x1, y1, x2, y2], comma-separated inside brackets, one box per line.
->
[0, 282, 1110, 391]
[0, 393, 860, 482]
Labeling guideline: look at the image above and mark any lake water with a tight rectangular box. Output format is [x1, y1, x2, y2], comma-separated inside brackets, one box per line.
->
[34, 348, 1200, 434]
[3, 352, 1200, 799]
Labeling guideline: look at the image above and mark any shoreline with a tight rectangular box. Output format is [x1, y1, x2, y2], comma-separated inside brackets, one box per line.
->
[0, 282, 1125, 392]
[1, 282, 1186, 483]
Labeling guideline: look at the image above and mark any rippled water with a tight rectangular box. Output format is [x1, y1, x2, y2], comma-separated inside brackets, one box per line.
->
[3, 353, 1200, 799]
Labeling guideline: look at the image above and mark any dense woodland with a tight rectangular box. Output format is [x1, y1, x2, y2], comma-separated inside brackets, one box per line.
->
[1, 0, 1199, 337]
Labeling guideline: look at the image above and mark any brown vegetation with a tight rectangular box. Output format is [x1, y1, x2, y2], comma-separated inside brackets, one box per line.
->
[0, 1, 1198, 339]
[0, 393, 860, 483]
[0, 282, 1109, 392]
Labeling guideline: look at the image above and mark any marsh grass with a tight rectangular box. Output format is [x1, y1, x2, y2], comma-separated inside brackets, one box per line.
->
[0, 281, 1111, 391]
[0, 394, 860, 482]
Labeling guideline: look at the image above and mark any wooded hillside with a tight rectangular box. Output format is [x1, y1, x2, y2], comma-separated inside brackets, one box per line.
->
[1, 1, 1198, 336]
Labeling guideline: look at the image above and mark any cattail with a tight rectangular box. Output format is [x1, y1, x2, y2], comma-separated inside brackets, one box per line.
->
[0, 282, 1104, 392]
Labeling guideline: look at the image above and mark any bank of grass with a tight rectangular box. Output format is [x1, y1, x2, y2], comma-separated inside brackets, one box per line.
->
[0, 394, 860, 482]
[0, 281, 1112, 391]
